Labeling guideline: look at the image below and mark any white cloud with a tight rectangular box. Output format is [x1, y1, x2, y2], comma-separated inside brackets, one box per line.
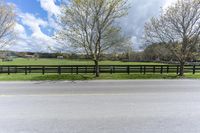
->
[9, 11, 59, 52]
[14, 23, 27, 38]
[15, 23, 25, 33]
[38, 0, 61, 31]
[38, 0, 60, 16]
[119, 0, 176, 50]
[20, 13, 48, 35]
[163, 0, 177, 9]
[8, 0, 177, 52]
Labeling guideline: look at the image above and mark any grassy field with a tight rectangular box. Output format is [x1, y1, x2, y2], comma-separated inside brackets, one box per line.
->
[0, 58, 198, 80]
[0, 58, 163, 65]
[0, 73, 199, 81]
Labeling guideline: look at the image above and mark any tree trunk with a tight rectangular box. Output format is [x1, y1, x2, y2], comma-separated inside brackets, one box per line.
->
[94, 60, 100, 77]
[179, 61, 185, 76]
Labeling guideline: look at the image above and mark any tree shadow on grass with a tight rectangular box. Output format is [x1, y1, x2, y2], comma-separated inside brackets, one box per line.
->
[106, 74, 180, 79]
[30, 74, 94, 81]
[29, 73, 195, 81]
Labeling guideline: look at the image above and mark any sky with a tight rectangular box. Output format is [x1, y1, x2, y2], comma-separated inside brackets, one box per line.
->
[5, 0, 175, 52]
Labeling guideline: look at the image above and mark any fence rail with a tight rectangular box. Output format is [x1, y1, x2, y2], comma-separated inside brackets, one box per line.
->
[0, 65, 200, 75]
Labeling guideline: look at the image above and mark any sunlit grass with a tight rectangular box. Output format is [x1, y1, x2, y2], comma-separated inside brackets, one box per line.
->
[0, 58, 198, 81]
[0, 58, 164, 65]
[0, 73, 199, 81]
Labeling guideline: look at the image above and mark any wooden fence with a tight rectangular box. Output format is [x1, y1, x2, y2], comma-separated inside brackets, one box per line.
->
[0, 65, 200, 75]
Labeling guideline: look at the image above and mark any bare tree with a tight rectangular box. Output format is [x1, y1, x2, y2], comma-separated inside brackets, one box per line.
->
[0, 2, 16, 49]
[143, 43, 173, 61]
[56, 0, 129, 77]
[144, 0, 200, 76]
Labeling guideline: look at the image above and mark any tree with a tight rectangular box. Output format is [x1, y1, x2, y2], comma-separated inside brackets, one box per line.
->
[56, 0, 129, 77]
[144, 0, 200, 76]
[143, 43, 173, 61]
[0, 2, 15, 49]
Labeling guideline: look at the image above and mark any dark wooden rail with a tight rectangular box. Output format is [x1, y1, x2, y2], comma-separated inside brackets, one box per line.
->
[0, 65, 200, 75]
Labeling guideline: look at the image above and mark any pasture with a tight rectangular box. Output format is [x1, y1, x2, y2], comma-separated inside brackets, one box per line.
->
[0, 58, 199, 80]
[0, 58, 163, 65]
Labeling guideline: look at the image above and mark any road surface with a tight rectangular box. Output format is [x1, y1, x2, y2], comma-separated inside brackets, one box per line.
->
[0, 80, 200, 133]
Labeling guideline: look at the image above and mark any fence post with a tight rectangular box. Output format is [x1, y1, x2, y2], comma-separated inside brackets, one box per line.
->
[25, 66, 27, 75]
[8, 66, 10, 75]
[42, 66, 45, 75]
[144, 66, 146, 74]
[58, 66, 61, 75]
[167, 66, 169, 74]
[193, 65, 196, 74]
[0, 67, 2, 73]
[140, 66, 142, 74]
[160, 66, 163, 74]
[153, 66, 156, 73]
[85, 66, 87, 74]
[29, 66, 31, 73]
[15, 66, 17, 73]
[127, 66, 130, 74]
[110, 66, 113, 74]
[76, 66, 78, 74]
[176, 66, 179, 75]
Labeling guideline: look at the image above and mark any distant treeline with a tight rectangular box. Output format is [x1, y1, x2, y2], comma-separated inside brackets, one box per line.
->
[1, 43, 200, 63]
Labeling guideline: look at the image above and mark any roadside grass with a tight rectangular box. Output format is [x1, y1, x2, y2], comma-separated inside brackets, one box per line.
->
[0, 58, 164, 65]
[0, 73, 199, 81]
[0, 58, 198, 81]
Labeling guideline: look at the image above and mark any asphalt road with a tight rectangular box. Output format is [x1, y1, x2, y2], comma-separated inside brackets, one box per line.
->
[0, 80, 200, 133]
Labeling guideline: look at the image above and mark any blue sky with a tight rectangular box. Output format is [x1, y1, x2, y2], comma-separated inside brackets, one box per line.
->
[8, 0, 47, 17]
[5, 0, 174, 52]
[8, 0, 48, 35]
[5, 0, 62, 52]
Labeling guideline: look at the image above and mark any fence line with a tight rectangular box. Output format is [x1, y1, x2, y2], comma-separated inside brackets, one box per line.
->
[0, 65, 200, 75]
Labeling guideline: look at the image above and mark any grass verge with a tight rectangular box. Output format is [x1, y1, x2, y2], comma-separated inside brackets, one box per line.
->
[0, 73, 199, 81]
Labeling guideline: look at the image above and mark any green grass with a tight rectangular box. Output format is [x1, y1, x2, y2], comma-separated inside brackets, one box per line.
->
[0, 58, 163, 65]
[0, 73, 199, 81]
[0, 58, 198, 81]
